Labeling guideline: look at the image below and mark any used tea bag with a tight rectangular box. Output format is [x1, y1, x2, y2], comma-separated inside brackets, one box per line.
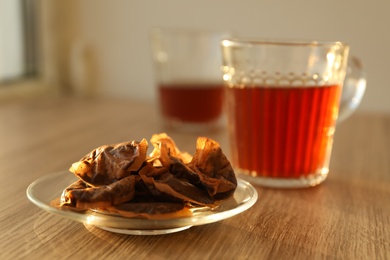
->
[60, 133, 237, 218]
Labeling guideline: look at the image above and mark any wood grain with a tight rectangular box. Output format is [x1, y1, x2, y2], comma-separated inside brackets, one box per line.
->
[0, 96, 389, 259]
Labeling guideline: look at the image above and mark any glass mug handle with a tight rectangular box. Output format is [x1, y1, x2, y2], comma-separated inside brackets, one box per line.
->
[338, 56, 367, 122]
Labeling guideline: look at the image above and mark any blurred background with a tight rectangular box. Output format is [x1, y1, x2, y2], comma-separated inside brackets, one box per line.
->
[1, 0, 389, 113]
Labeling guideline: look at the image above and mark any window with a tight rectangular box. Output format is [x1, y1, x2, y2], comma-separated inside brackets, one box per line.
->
[0, 0, 38, 83]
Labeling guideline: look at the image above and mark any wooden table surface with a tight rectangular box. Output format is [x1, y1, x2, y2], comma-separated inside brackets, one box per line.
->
[1, 96, 389, 259]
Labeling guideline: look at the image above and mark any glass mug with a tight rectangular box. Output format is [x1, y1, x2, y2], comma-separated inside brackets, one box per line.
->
[150, 28, 229, 133]
[221, 39, 366, 188]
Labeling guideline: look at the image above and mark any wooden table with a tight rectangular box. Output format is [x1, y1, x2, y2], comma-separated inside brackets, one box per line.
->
[1, 96, 389, 259]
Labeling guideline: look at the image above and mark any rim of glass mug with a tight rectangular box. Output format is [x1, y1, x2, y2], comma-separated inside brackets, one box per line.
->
[221, 37, 350, 90]
[221, 38, 349, 49]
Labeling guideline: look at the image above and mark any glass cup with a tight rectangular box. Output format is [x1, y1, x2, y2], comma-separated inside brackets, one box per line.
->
[150, 28, 228, 133]
[221, 39, 366, 188]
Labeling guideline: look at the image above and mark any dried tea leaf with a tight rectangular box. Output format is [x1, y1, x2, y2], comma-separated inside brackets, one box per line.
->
[61, 175, 136, 209]
[149, 133, 192, 167]
[189, 137, 237, 200]
[106, 202, 192, 219]
[140, 171, 215, 206]
[69, 139, 147, 186]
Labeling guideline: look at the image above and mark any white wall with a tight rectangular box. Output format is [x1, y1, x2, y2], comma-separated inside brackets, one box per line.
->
[43, 0, 390, 112]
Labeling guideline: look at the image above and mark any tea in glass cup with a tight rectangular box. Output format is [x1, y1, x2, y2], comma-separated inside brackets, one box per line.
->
[150, 28, 228, 133]
[221, 39, 366, 188]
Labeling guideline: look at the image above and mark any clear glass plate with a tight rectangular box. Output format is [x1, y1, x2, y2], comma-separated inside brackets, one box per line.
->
[27, 171, 258, 235]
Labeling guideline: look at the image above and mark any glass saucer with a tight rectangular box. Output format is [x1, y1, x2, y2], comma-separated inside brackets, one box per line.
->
[27, 171, 258, 235]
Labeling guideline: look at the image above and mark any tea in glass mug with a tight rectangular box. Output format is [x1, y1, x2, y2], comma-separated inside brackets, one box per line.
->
[150, 28, 228, 133]
[221, 39, 366, 188]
